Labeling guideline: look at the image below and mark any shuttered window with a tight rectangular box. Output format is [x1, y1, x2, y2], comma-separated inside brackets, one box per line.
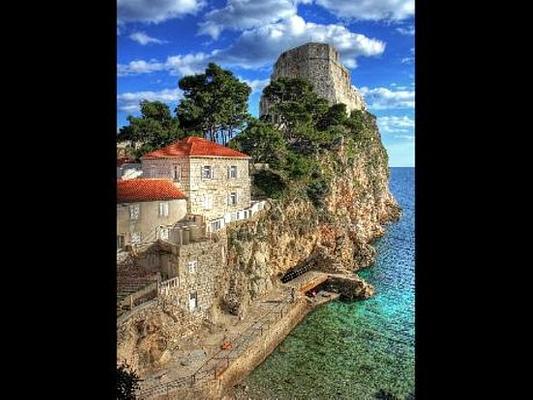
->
[159, 202, 169, 217]
[129, 204, 140, 220]
[202, 166, 212, 179]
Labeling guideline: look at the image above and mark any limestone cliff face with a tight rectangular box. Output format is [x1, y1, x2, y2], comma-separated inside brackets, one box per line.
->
[117, 113, 400, 373]
[221, 113, 400, 316]
[117, 296, 204, 374]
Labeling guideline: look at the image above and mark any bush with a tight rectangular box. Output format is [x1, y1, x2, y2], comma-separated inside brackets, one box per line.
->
[117, 362, 142, 400]
[252, 170, 287, 199]
[306, 176, 330, 209]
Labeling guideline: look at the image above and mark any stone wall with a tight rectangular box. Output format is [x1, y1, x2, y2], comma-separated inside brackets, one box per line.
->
[141, 156, 190, 194]
[135, 238, 228, 318]
[260, 42, 366, 116]
[118, 238, 228, 373]
[173, 238, 227, 318]
[141, 156, 252, 221]
[188, 157, 251, 221]
[117, 199, 188, 246]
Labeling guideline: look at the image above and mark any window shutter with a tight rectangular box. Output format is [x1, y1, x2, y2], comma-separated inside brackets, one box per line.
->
[227, 166, 230, 179]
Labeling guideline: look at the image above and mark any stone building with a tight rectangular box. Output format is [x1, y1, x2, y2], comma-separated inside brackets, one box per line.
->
[117, 179, 188, 249]
[117, 157, 142, 180]
[260, 42, 367, 116]
[141, 136, 253, 232]
[137, 239, 227, 315]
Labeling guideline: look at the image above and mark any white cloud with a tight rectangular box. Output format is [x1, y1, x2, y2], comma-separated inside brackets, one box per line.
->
[377, 115, 414, 138]
[217, 15, 385, 69]
[129, 32, 167, 45]
[199, 0, 300, 40]
[360, 86, 414, 110]
[117, 88, 183, 113]
[315, 0, 414, 21]
[118, 60, 166, 76]
[396, 25, 415, 35]
[240, 77, 270, 93]
[119, 15, 385, 75]
[118, 0, 205, 24]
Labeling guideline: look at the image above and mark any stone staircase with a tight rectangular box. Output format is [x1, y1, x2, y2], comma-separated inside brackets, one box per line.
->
[117, 263, 159, 316]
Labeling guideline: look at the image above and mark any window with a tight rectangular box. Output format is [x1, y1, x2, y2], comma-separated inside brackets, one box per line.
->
[189, 291, 198, 311]
[229, 166, 237, 179]
[131, 232, 141, 244]
[173, 164, 181, 181]
[158, 202, 169, 217]
[229, 192, 237, 206]
[129, 204, 140, 220]
[203, 195, 212, 210]
[211, 220, 222, 232]
[202, 166, 212, 179]
[117, 235, 125, 250]
[188, 260, 197, 274]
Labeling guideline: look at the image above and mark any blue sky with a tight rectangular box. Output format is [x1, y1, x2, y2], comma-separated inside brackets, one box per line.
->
[117, 0, 414, 167]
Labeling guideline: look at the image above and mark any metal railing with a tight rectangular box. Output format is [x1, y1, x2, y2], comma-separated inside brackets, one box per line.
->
[137, 295, 293, 399]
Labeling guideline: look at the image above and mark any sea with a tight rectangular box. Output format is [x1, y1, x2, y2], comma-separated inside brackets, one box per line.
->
[240, 167, 415, 400]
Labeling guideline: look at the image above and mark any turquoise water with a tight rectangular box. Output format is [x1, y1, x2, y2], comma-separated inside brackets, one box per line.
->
[242, 168, 415, 399]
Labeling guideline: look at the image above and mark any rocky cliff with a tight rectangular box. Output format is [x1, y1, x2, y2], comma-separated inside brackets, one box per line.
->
[221, 111, 400, 317]
[117, 111, 400, 375]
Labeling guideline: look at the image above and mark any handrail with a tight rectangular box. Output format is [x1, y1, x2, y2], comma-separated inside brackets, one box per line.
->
[137, 294, 292, 399]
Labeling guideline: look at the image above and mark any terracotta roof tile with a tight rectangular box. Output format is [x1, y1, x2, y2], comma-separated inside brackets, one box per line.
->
[117, 179, 186, 203]
[141, 136, 249, 159]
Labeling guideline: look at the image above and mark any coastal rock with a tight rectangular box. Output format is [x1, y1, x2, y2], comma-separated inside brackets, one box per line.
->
[222, 111, 400, 313]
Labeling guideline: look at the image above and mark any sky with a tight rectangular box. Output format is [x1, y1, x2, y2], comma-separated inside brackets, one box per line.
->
[117, 0, 414, 167]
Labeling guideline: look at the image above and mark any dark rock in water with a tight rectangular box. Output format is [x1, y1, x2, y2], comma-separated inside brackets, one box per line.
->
[374, 389, 401, 400]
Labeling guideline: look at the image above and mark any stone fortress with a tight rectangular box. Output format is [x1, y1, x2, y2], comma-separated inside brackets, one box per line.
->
[260, 42, 367, 116]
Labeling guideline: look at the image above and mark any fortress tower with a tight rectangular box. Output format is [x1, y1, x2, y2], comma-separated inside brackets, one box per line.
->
[260, 42, 367, 116]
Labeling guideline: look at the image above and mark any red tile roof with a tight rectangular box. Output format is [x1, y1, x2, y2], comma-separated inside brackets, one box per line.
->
[117, 179, 186, 203]
[141, 136, 250, 159]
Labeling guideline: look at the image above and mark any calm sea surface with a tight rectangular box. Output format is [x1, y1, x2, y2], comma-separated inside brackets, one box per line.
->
[241, 167, 415, 399]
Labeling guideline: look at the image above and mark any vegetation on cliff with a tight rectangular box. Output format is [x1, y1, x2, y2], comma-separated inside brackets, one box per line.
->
[116, 362, 142, 400]
[229, 77, 387, 209]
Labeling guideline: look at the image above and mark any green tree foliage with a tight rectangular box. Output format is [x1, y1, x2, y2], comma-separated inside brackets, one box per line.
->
[229, 119, 287, 169]
[117, 100, 182, 159]
[242, 77, 378, 205]
[252, 170, 287, 199]
[117, 362, 142, 400]
[316, 103, 348, 131]
[262, 78, 329, 142]
[176, 63, 252, 144]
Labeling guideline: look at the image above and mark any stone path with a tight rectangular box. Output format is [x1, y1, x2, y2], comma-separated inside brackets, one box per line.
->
[138, 287, 293, 399]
